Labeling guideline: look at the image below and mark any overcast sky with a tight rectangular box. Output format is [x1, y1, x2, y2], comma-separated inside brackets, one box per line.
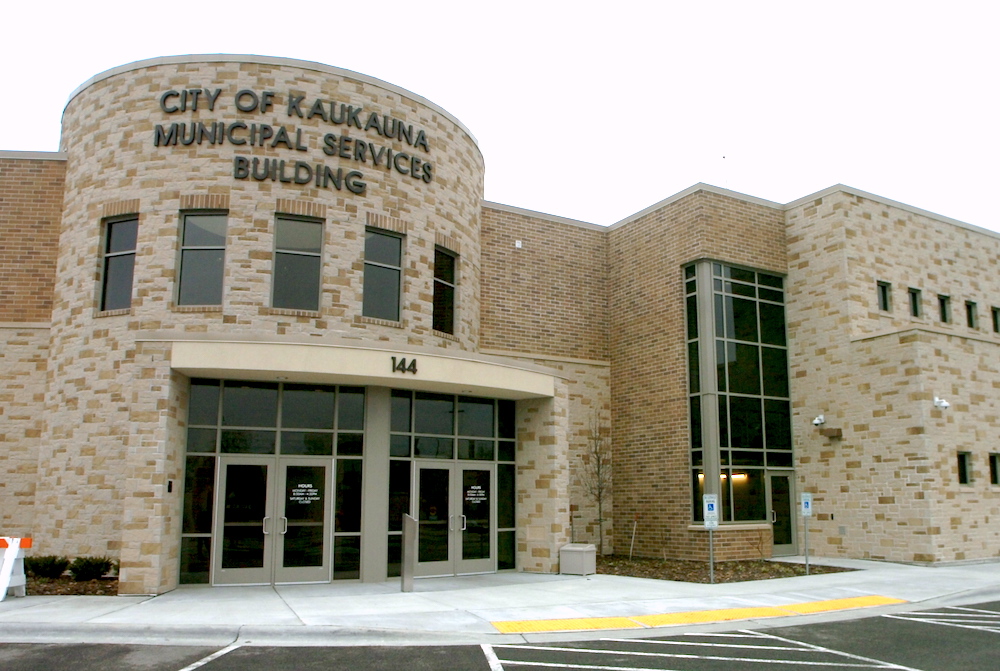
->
[4, 1, 997, 230]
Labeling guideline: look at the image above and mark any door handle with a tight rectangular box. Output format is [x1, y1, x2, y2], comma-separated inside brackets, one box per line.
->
[262, 516, 270, 535]
[771, 510, 776, 524]
[461, 515, 467, 531]
[281, 517, 288, 534]
[449, 515, 454, 531]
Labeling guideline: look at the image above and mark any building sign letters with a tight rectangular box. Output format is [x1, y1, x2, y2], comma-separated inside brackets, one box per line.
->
[153, 88, 436, 195]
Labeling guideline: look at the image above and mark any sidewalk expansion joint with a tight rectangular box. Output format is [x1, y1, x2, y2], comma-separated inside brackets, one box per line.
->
[490, 595, 907, 634]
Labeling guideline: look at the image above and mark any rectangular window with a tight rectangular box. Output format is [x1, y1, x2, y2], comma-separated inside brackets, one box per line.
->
[363, 229, 403, 321]
[273, 216, 323, 311]
[100, 217, 138, 311]
[957, 451, 972, 485]
[876, 281, 891, 311]
[990, 453, 999, 486]
[433, 248, 457, 334]
[966, 301, 978, 329]
[938, 294, 950, 323]
[178, 212, 227, 306]
[908, 288, 921, 317]
[992, 307, 1000, 333]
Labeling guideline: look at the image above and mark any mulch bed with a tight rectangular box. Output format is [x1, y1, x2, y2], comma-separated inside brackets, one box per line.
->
[24, 577, 120, 596]
[597, 555, 852, 584]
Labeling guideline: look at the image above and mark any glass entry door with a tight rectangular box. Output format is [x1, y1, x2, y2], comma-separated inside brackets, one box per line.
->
[415, 463, 494, 576]
[213, 456, 332, 585]
[767, 472, 796, 556]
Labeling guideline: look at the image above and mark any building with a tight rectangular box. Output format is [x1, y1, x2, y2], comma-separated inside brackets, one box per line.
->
[1, 55, 998, 595]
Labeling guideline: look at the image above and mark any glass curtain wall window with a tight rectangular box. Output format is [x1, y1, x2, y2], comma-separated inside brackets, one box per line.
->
[178, 212, 227, 305]
[433, 248, 457, 334]
[273, 216, 323, 310]
[100, 216, 138, 311]
[363, 229, 403, 321]
[687, 262, 792, 523]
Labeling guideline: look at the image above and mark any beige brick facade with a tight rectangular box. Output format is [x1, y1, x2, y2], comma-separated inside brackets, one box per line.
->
[2, 55, 999, 595]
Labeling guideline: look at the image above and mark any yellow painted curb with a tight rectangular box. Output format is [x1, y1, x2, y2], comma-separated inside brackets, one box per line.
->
[633, 606, 792, 627]
[491, 594, 907, 634]
[783, 595, 906, 614]
[492, 616, 644, 634]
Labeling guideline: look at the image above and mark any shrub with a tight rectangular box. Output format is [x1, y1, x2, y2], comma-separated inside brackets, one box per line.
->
[68, 556, 114, 581]
[25, 555, 70, 579]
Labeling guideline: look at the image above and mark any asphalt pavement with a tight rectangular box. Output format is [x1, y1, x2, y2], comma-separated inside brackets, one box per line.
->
[1, 556, 999, 648]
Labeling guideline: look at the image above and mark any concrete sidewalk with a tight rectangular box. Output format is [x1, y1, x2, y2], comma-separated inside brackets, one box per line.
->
[1, 557, 999, 647]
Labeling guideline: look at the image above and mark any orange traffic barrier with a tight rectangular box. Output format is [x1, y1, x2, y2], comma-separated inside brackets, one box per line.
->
[0, 537, 31, 549]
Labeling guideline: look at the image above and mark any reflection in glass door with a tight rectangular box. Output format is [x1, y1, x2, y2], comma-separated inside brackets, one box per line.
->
[415, 463, 494, 576]
[768, 472, 796, 556]
[213, 456, 331, 585]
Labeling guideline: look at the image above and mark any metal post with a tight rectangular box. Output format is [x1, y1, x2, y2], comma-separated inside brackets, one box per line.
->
[401, 514, 417, 592]
[708, 528, 715, 585]
[804, 516, 810, 576]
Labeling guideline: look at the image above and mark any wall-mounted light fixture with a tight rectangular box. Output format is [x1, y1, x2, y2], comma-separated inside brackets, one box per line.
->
[812, 415, 825, 426]
[933, 396, 950, 410]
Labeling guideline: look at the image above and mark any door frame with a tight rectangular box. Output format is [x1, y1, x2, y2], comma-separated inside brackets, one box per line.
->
[766, 470, 797, 556]
[413, 461, 496, 577]
[211, 455, 333, 585]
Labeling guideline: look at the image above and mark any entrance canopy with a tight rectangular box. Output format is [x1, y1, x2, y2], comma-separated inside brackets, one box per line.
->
[166, 338, 556, 400]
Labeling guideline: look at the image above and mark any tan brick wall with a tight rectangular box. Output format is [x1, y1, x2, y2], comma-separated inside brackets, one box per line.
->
[480, 206, 608, 361]
[608, 190, 787, 561]
[787, 191, 1000, 563]
[0, 156, 64, 322]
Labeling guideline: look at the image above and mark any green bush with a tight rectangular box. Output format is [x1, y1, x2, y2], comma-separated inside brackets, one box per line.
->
[24, 555, 70, 579]
[68, 556, 114, 581]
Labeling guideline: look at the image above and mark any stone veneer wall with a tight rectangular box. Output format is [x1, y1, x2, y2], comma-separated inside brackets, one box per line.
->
[608, 189, 787, 561]
[40, 56, 485, 594]
[0, 327, 49, 537]
[787, 191, 1000, 562]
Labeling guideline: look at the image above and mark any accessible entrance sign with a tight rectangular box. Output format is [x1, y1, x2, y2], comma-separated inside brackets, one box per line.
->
[703, 494, 719, 529]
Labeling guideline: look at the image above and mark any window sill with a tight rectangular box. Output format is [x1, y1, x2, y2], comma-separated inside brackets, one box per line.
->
[262, 307, 321, 318]
[687, 522, 772, 532]
[433, 329, 459, 341]
[94, 307, 133, 318]
[357, 315, 404, 328]
[172, 305, 223, 313]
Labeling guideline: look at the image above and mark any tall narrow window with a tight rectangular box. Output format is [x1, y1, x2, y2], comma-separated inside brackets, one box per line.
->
[908, 288, 921, 317]
[363, 229, 403, 321]
[178, 212, 227, 306]
[938, 294, 950, 323]
[990, 453, 999, 486]
[101, 217, 138, 311]
[876, 281, 891, 312]
[957, 451, 972, 485]
[433, 248, 457, 334]
[273, 216, 323, 310]
[966, 301, 978, 329]
[992, 307, 1000, 333]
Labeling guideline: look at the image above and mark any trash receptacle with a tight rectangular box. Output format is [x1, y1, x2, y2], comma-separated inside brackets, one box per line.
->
[560, 543, 596, 575]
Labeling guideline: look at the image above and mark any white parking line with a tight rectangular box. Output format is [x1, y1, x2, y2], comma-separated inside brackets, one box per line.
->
[749, 630, 924, 671]
[884, 609, 1000, 634]
[493, 642, 900, 667]
[482, 643, 506, 671]
[174, 642, 242, 671]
